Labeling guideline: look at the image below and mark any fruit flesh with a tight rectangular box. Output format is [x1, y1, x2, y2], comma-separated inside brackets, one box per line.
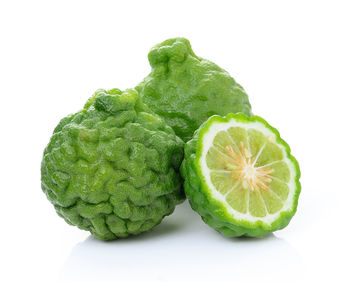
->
[206, 127, 290, 218]
[181, 113, 301, 237]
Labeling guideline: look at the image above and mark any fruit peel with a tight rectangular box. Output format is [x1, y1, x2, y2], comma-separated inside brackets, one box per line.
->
[136, 37, 252, 142]
[41, 88, 184, 240]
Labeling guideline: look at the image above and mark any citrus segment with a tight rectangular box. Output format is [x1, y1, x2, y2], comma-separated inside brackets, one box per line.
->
[206, 147, 234, 170]
[269, 178, 289, 201]
[248, 190, 267, 217]
[255, 142, 284, 166]
[226, 187, 248, 214]
[268, 161, 291, 183]
[247, 128, 267, 158]
[227, 127, 248, 146]
[260, 189, 284, 214]
[210, 171, 240, 195]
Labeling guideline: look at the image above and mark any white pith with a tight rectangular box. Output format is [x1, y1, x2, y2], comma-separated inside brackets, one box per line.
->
[200, 119, 297, 225]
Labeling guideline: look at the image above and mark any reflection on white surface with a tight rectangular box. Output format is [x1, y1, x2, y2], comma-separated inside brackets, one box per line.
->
[60, 202, 301, 281]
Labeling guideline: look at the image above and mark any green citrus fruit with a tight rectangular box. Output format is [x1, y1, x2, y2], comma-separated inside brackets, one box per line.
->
[41, 88, 184, 240]
[136, 37, 252, 142]
[181, 113, 301, 237]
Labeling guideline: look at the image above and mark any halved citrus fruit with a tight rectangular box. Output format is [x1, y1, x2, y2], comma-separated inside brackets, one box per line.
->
[181, 113, 301, 237]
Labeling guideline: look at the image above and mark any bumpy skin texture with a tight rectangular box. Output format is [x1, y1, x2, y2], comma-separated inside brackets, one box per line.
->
[41, 88, 184, 240]
[136, 37, 252, 142]
[181, 113, 301, 237]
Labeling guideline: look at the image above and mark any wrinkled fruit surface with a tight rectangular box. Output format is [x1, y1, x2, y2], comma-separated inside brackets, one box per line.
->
[136, 37, 252, 142]
[181, 113, 301, 237]
[41, 88, 184, 240]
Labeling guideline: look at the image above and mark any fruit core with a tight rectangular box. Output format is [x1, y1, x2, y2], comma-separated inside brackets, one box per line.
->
[225, 142, 274, 191]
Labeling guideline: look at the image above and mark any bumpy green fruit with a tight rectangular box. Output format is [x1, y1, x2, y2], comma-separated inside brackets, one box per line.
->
[41, 88, 184, 240]
[181, 113, 301, 237]
[136, 37, 252, 142]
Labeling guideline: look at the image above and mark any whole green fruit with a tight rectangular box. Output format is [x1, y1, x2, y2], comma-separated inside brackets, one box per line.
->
[41, 88, 184, 240]
[136, 37, 252, 142]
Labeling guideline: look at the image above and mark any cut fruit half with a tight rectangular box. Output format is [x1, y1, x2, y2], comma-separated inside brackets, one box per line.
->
[181, 113, 301, 237]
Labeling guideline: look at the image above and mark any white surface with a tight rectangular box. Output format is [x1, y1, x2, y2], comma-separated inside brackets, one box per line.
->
[1, 1, 349, 281]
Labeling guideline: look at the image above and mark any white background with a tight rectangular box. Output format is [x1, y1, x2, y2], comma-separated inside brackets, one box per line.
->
[1, 0, 349, 281]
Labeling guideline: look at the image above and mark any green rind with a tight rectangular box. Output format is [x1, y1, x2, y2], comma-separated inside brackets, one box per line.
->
[181, 113, 301, 237]
[136, 37, 252, 142]
[41, 88, 185, 240]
